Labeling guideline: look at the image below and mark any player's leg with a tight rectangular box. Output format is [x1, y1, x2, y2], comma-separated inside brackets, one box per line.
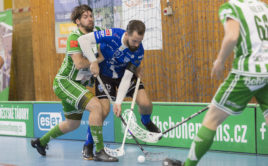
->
[82, 95, 102, 160]
[84, 76, 118, 162]
[163, 105, 229, 166]
[83, 99, 110, 160]
[127, 77, 160, 133]
[31, 78, 87, 156]
[83, 124, 94, 160]
[185, 74, 256, 166]
[182, 105, 229, 166]
[95, 75, 116, 119]
[163, 74, 254, 166]
[83, 75, 115, 152]
[85, 97, 118, 162]
[31, 100, 82, 156]
[83, 125, 94, 160]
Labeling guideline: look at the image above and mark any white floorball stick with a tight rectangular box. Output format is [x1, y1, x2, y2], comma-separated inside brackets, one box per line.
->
[97, 76, 140, 157]
[98, 76, 171, 161]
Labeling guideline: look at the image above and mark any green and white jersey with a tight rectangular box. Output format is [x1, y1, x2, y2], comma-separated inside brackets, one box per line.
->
[219, 0, 268, 77]
[56, 26, 102, 81]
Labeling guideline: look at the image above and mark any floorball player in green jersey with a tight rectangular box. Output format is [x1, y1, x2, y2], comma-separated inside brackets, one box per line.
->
[31, 5, 118, 162]
[163, 0, 268, 165]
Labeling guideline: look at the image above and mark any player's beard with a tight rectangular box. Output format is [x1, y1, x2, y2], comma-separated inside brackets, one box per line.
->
[81, 22, 94, 33]
[126, 40, 138, 52]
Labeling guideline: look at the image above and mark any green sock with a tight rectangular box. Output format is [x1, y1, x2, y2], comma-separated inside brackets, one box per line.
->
[184, 126, 216, 166]
[90, 126, 104, 152]
[40, 124, 64, 146]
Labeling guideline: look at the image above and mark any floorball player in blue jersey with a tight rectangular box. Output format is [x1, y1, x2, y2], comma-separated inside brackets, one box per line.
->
[78, 19, 161, 155]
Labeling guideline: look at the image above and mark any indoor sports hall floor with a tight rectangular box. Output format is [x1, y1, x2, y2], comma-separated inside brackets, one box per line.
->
[0, 136, 267, 166]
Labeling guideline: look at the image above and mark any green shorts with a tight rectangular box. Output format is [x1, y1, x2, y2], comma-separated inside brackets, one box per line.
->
[53, 77, 94, 120]
[212, 73, 268, 117]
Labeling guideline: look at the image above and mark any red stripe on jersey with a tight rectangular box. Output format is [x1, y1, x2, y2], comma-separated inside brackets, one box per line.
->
[70, 40, 78, 48]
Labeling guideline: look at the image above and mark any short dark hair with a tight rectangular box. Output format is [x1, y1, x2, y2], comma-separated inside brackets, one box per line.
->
[71, 5, 93, 24]
[126, 20, 146, 36]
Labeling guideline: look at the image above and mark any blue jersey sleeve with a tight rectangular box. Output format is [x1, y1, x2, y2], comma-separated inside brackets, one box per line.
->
[94, 28, 123, 44]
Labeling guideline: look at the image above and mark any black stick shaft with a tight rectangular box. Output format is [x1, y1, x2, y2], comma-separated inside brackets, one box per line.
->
[119, 115, 146, 152]
[162, 107, 209, 135]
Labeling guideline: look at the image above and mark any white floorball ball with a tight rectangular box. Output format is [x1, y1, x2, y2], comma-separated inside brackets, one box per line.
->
[137, 155, 145, 163]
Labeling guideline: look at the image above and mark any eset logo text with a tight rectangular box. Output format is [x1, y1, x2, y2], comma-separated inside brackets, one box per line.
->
[38, 112, 62, 131]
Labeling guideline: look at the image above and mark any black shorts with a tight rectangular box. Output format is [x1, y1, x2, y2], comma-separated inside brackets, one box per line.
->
[95, 75, 145, 100]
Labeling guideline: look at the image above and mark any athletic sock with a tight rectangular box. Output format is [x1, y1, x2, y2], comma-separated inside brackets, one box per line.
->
[184, 126, 216, 166]
[40, 124, 64, 146]
[141, 114, 151, 125]
[84, 125, 94, 145]
[90, 126, 104, 152]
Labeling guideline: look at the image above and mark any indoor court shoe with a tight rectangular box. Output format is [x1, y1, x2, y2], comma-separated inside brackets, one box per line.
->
[82, 144, 94, 160]
[162, 158, 183, 166]
[143, 120, 161, 133]
[31, 138, 48, 156]
[93, 149, 119, 162]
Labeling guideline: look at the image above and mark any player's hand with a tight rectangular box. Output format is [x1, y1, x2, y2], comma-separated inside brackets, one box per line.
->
[211, 59, 225, 80]
[90, 61, 99, 77]
[113, 103, 122, 117]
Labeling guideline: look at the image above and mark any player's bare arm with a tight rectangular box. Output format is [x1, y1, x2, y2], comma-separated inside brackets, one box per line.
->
[211, 18, 240, 79]
[71, 53, 91, 69]
[97, 44, 104, 63]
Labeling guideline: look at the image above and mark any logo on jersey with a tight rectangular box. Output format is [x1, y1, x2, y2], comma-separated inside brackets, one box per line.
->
[105, 29, 112, 36]
[244, 77, 268, 91]
[70, 40, 78, 48]
[113, 50, 123, 58]
[98, 84, 104, 92]
[123, 57, 130, 63]
[98, 83, 112, 93]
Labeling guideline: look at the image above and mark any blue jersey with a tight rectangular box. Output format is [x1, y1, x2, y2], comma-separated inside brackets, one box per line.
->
[94, 28, 144, 78]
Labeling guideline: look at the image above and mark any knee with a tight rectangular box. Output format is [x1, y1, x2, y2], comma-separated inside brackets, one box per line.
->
[86, 98, 103, 115]
[202, 105, 229, 130]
